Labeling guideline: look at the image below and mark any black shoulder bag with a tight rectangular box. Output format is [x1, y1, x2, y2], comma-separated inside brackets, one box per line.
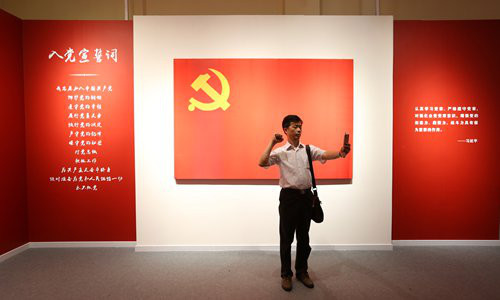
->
[306, 145, 324, 223]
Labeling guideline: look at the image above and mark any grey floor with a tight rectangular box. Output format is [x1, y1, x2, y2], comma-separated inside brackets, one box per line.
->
[1, 247, 499, 299]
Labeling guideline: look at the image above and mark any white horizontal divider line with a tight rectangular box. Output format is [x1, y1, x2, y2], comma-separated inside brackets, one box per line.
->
[69, 73, 99, 76]
[0, 243, 30, 263]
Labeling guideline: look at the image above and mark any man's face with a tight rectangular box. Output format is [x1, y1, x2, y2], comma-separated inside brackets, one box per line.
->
[284, 121, 302, 143]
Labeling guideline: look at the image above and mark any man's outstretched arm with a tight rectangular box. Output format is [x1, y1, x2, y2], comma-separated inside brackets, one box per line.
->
[321, 143, 351, 161]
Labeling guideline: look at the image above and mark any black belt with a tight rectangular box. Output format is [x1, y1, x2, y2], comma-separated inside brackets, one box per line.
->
[282, 187, 311, 195]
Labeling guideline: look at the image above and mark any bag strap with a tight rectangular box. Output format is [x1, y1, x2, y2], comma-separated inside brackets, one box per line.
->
[305, 145, 318, 198]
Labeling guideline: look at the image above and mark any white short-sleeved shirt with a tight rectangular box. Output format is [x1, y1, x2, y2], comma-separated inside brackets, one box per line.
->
[265, 142, 326, 189]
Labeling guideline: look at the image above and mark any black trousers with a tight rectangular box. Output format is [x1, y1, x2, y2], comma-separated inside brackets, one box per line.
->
[279, 188, 312, 278]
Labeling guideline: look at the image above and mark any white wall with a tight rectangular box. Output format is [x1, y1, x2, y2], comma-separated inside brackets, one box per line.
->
[134, 16, 393, 250]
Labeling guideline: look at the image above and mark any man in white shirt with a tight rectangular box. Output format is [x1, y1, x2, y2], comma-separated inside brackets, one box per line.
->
[258, 115, 350, 292]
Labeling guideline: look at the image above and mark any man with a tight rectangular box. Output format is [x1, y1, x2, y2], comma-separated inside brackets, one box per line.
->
[258, 115, 351, 292]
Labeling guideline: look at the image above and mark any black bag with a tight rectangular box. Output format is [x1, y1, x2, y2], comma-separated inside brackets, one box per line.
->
[306, 145, 324, 223]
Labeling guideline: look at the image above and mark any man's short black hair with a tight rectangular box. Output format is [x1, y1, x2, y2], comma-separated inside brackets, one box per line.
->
[282, 115, 303, 130]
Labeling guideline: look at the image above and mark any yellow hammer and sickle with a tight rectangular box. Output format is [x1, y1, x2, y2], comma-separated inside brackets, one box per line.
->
[188, 68, 230, 111]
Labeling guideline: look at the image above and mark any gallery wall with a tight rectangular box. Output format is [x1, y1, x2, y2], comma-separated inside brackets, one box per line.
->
[134, 16, 394, 249]
[2, 12, 498, 258]
[0, 9, 29, 256]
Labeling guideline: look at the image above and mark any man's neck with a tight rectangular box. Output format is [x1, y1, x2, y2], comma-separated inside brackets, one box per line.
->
[288, 139, 300, 148]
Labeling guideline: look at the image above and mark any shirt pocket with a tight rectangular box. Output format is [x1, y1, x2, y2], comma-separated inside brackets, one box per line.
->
[299, 151, 310, 170]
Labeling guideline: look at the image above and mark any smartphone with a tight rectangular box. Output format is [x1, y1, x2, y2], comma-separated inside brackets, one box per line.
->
[344, 132, 349, 145]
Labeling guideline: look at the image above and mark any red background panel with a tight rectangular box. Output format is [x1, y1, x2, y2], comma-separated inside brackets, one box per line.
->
[23, 21, 136, 241]
[393, 21, 500, 240]
[0, 9, 29, 255]
[174, 59, 353, 180]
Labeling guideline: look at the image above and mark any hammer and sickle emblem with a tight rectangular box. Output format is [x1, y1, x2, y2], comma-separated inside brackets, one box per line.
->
[188, 68, 230, 111]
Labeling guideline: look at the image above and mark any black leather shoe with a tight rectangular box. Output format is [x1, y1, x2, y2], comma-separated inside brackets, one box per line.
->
[281, 276, 292, 291]
[297, 272, 314, 288]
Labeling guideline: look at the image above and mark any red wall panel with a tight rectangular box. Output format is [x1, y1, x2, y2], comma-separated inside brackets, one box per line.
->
[0, 10, 29, 255]
[393, 21, 500, 240]
[23, 21, 135, 241]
